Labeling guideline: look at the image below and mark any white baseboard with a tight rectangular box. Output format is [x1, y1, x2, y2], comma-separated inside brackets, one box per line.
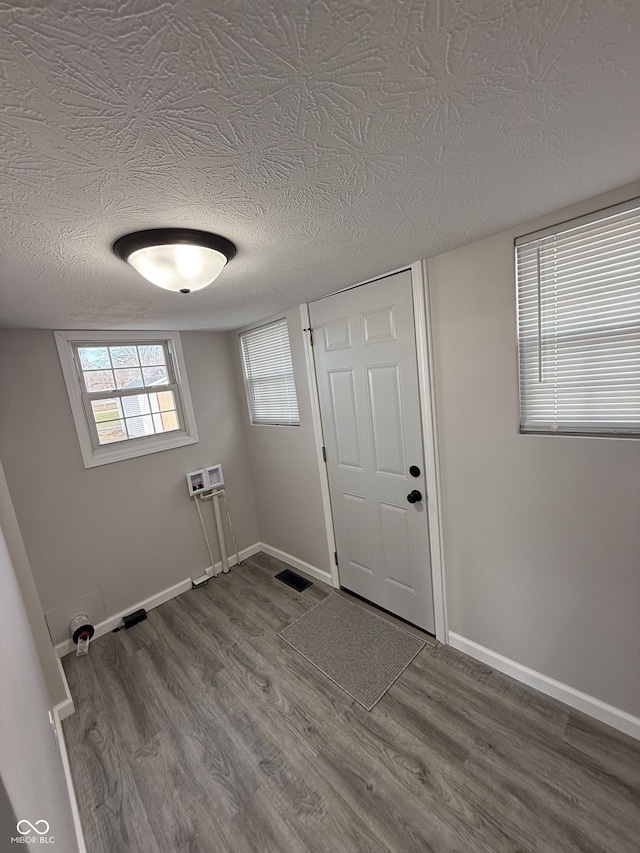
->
[55, 576, 192, 657]
[52, 653, 86, 850]
[55, 543, 263, 658]
[52, 700, 87, 852]
[448, 631, 640, 742]
[259, 542, 334, 586]
[193, 542, 262, 584]
[54, 655, 75, 720]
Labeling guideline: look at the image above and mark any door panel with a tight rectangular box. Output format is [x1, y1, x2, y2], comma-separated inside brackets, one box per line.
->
[367, 364, 406, 477]
[310, 270, 435, 632]
[329, 370, 363, 469]
[379, 501, 415, 592]
[324, 317, 352, 351]
[342, 493, 374, 574]
[362, 306, 397, 344]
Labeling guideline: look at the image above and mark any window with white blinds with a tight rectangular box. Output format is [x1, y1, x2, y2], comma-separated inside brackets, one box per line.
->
[240, 319, 300, 426]
[515, 197, 640, 437]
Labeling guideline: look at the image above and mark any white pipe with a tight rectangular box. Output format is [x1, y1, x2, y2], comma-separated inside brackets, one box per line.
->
[221, 490, 241, 566]
[198, 488, 224, 502]
[212, 492, 229, 574]
[195, 496, 217, 576]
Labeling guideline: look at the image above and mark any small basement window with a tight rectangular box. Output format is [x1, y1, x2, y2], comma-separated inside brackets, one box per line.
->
[239, 319, 300, 425]
[515, 197, 640, 437]
[55, 331, 199, 467]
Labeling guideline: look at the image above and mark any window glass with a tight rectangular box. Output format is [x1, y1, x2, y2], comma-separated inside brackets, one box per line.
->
[56, 331, 198, 467]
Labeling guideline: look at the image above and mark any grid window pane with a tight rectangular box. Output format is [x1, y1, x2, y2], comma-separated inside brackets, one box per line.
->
[74, 339, 185, 451]
[125, 415, 155, 439]
[110, 346, 140, 368]
[91, 398, 123, 422]
[122, 394, 152, 418]
[78, 345, 169, 393]
[91, 392, 179, 442]
[84, 370, 116, 392]
[96, 420, 127, 444]
[142, 365, 169, 386]
[114, 368, 143, 389]
[78, 347, 111, 370]
[149, 390, 175, 412]
[153, 410, 179, 432]
[139, 345, 165, 366]
[60, 333, 196, 465]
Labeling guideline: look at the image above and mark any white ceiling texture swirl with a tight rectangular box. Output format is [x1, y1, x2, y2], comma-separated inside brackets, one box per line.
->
[1, 0, 639, 330]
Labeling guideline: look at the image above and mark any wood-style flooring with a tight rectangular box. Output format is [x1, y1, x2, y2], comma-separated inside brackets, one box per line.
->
[62, 552, 640, 852]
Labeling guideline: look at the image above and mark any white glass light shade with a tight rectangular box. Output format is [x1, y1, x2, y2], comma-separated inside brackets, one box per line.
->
[127, 244, 228, 293]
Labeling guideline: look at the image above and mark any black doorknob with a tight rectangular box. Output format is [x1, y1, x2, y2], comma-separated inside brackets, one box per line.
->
[407, 490, 422, 504]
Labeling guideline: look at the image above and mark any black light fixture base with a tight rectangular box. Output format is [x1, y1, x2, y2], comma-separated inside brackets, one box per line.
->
[113, 228, 237, 262]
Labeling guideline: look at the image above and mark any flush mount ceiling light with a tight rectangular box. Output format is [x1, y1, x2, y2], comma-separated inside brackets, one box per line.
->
[112, 228, 236, 294]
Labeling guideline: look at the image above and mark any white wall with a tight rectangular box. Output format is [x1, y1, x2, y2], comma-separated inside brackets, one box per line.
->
[231, 309, 332, 576]
[0, 460, 66, 704]
[0, 331, 260, 642]
[3, 183, 639, 734]
[0, 516, 78, 851]
[427, 181, 640, 718]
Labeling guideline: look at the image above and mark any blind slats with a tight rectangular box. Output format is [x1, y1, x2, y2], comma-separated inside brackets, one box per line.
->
[516, 197, 640, 436]
[240, 319, 300, 426]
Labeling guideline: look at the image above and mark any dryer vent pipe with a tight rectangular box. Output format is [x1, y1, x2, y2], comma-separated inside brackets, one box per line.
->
[69, 613, 94, 657]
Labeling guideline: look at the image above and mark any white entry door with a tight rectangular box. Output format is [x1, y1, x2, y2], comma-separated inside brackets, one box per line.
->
[310, 270, 435, 633]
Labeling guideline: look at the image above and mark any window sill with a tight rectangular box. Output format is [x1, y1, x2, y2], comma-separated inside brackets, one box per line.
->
[82, 432, 198, 468]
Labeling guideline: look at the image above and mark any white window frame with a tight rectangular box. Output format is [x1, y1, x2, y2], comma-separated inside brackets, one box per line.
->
[515, 196, 640, 438]
[239, 318, 300, 426]
[55, 330, 199, 467]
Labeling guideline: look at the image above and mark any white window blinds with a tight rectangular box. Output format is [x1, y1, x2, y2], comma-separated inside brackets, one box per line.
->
[240, 319, 300, 425]
[515, 198, 640, 437]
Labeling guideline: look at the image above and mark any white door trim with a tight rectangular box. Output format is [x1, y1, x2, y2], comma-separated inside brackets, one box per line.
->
[300, 303, 340, 588]
[411, 260, 448, 643]
[302, 265, 449, 640]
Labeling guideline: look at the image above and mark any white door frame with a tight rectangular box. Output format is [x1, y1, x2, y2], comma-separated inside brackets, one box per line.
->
[300, 302, 340, 589]
[301, 261, 448, 643]
[410, 260, 448, 643]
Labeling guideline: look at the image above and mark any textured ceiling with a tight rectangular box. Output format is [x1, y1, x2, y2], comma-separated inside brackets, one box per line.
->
[1, 0, 639, 331]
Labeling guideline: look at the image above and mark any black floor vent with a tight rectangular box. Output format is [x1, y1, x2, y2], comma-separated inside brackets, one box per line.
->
[275, 569, 312, 592]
